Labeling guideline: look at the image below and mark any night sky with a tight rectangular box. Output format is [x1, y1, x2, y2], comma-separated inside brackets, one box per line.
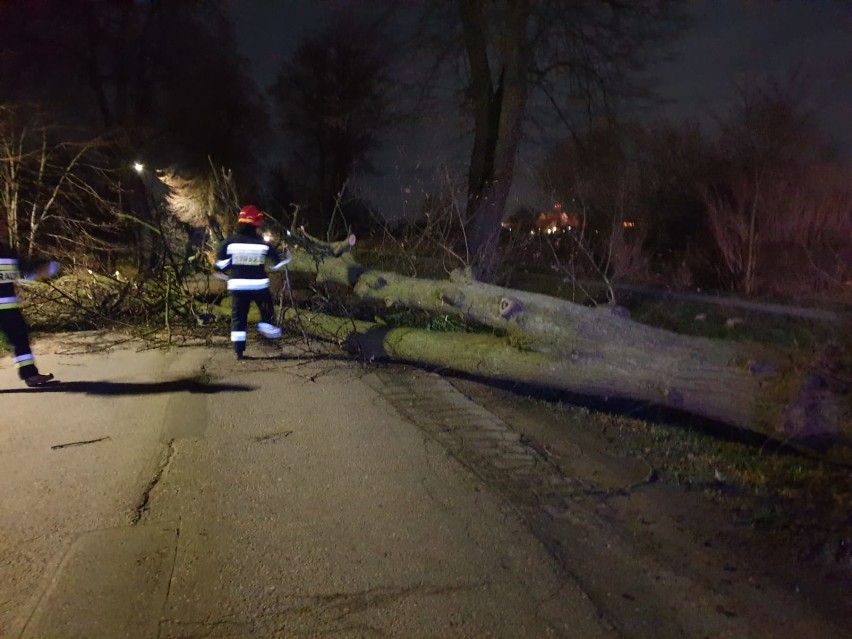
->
[653, 0, 851, 153]
[227, 0, 329, 88]
[227, 0, 852, 215]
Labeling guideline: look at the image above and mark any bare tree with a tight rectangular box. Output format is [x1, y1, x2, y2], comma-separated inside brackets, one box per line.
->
[704, 78, 836, 295]
[0, 105, 119, 260]
[537, 121, 649, 297]
[747, 164, 852, 298]
[457, 0, 531, 277]
[0, 0, 269, 183]
[269, 12, 395, 236]
[452, 0, 685, 278]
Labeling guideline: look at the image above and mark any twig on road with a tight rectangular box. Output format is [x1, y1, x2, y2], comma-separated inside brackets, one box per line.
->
[253, 430, 293, 444]
[51, 436, 111, 450]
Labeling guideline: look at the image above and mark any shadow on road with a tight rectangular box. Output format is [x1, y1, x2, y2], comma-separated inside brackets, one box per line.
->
[0, 376, 255, 395]
[444, 369, 805, 455]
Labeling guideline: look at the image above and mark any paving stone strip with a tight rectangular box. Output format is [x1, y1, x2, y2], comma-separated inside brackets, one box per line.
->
[363, 368, 592, 520]
[366, 369, 541, 469]
[361, 366, 791, 638]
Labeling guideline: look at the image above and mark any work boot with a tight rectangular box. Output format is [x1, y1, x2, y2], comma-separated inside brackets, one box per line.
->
[25, 373, 54, 387]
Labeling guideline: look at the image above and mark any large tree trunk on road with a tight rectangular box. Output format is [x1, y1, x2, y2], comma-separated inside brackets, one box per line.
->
[283, 307, 850, 464]
[279, 246, 851, 463]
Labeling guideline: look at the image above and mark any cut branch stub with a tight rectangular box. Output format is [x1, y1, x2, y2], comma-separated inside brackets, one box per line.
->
[499, 296, 523, 319]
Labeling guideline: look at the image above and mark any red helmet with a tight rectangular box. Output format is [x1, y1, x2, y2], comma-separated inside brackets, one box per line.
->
[237, 205, 265, 227]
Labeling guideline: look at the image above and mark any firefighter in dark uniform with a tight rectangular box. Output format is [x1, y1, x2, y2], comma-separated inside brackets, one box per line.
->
[0, 238, 56, 386]
[215, 205, 290, 359]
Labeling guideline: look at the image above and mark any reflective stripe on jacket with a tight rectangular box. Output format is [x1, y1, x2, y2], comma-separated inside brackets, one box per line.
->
[215, 231, 288, 291]
[0, 249, 21, 308]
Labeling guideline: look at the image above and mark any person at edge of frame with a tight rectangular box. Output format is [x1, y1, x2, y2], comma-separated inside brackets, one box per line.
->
[0, 234, 58, 387]
[214, 205, 291, 360]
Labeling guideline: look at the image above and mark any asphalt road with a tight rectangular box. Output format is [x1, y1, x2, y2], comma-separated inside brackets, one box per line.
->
[0, 334, 608, 639]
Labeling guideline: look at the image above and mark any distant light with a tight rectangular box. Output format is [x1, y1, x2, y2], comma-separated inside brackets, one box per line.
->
[133, 162, 144, 173]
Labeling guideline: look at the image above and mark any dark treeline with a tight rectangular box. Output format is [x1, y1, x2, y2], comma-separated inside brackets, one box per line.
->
[1, 0, 849, 301]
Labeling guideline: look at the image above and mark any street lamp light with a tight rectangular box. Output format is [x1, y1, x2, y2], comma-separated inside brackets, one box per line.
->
[133, 162, 144, 173]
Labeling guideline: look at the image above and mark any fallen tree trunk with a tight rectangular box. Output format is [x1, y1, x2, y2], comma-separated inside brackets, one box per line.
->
[284, 308, 851, 463]
[282, 248, 851, 464]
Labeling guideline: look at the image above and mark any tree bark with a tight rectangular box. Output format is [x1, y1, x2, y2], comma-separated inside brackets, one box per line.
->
[459, 0, 531, 277]
[281, 246, 851, 463]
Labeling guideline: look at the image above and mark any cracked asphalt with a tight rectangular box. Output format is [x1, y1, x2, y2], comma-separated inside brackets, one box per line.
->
[1, 334, 608, 639]
[2, 333, 847, 638]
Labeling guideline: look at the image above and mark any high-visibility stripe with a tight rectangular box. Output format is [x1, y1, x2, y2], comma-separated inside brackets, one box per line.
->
[227, 278, 269, 291]
[14, 354, 34, 367]
[226, 242, 270, 266]
[215, 258, 232, 269]
[0, 258, 17, 265]
[0, 295, 20, 309]
[226, 243, 268, 255]
[230, 331, 247, 342]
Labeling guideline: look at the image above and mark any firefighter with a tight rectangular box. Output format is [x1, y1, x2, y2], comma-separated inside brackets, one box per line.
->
[215, 205, 291, 360]
[0, 237, 56, 387]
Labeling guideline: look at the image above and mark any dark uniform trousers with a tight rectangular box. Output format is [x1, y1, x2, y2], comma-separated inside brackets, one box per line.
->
[1, 243, 43, 379]
[1, 306, 39, 379]
[231, 289, 277, 356]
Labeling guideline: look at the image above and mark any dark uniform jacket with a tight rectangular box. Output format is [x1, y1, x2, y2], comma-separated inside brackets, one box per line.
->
[215, 229, 290, 291]
[0, 241, 25, 310]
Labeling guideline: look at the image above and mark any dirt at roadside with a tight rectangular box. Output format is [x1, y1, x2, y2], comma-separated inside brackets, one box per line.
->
[447, 374, 852, 638]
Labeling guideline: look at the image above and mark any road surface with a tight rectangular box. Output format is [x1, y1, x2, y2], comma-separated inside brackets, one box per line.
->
[1, 332, 847, 638]
[1, 333, 607, 639]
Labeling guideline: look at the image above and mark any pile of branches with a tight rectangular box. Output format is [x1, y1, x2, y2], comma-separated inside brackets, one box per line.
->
[20, 263, 225, 345]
